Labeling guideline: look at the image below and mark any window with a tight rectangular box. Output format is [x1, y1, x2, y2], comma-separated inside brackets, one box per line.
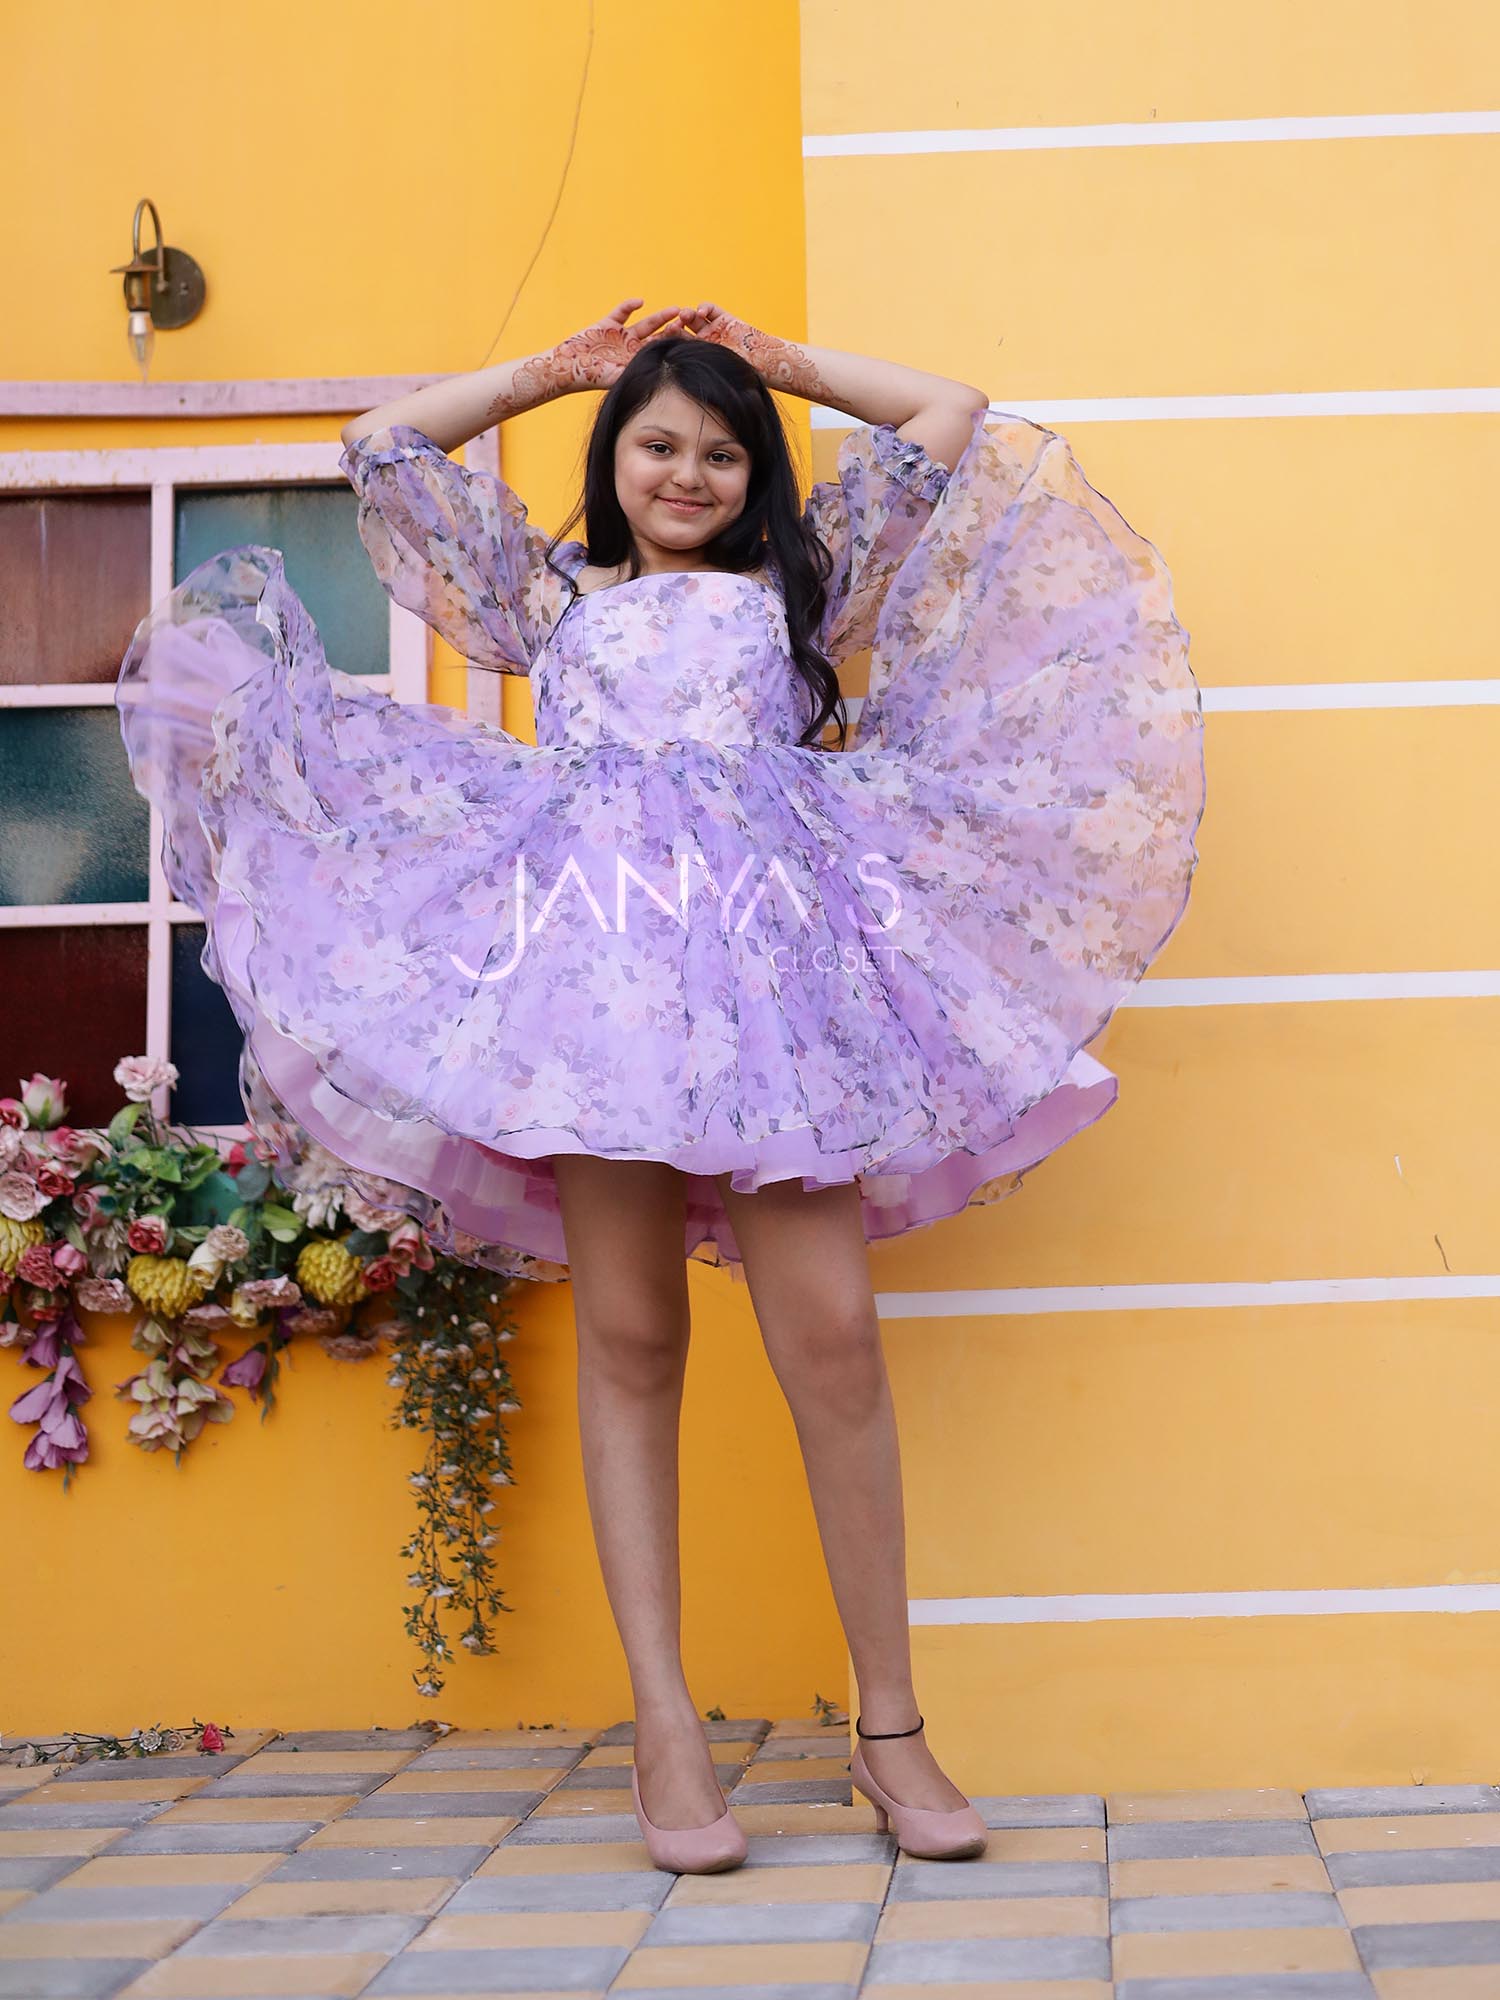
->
[0, 440, 429, 1132]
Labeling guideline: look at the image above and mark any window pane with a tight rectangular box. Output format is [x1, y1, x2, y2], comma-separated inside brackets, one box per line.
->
[0, 709, 150, 906]
[0, 925, 148, 1125]
[169, 921, 244, 1125]
[175, 483, 389, 676]
[0, 493, 151, 685]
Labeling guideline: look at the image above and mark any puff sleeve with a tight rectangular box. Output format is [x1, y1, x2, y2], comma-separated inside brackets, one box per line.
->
[338, 423, 561, 675]
[801, 418, 960, 665]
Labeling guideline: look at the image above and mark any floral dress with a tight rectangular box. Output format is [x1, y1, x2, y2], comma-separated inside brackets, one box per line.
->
[115, 409, 1205, 1281]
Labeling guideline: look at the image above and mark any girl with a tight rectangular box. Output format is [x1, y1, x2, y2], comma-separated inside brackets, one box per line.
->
[117, 299, 1205, 1875]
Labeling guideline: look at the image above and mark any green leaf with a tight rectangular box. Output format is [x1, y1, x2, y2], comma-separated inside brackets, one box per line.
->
[258, 1203, 304, 1242]
[107, 1102, 144, 1143]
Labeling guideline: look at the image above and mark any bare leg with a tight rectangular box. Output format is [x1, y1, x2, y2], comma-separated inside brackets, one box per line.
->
[552, 1154, 728, 1830]
[715, 1171, 969, 1811]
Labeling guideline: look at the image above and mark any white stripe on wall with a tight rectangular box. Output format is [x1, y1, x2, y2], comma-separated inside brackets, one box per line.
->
[805, 109, 1500, 157]
[814, 389, 1500, 425]
[1125, 971, 1500, 1007]
[876, 1274, 1500, 1319]
[909, 1583, 1500, 1625]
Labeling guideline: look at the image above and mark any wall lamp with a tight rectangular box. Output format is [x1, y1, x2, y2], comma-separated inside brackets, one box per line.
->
[109, 198, 206, 382]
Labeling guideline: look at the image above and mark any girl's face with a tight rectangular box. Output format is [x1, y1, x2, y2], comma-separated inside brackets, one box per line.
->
[613, 384, 751, 563]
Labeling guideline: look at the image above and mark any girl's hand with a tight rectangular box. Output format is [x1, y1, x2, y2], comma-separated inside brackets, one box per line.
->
[548, 298, 685, 392]
[678, 302, 822, 397]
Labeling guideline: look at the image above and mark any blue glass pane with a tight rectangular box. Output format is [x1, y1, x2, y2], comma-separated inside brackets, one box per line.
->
[169, 921, 245, 1125]
[175, 483, 389, 677]
[0, 708, 150, 906]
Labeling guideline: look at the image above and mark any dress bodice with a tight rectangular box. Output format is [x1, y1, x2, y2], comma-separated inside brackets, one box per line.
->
[531, 545, 816, 753]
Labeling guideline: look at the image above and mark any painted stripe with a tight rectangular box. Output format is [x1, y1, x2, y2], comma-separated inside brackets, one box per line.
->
[813, 388, 1500, 425]
[876, 1275, 1500, 1320]
[805, 108, 1500, 157]
[909, 1583, 1500, 1626]
[1124, 971, 1500, 1006]
[1206, 680, 1500, 710]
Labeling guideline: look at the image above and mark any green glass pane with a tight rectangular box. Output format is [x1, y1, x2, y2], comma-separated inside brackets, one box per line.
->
[175, 482, 389, 677]
[0, 708, 150, 905]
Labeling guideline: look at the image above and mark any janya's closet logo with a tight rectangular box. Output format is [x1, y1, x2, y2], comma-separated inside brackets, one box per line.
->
[448, 848, 905, 981]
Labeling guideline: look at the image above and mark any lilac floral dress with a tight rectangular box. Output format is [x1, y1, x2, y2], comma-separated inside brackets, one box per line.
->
[116, 408, 1205, 1282]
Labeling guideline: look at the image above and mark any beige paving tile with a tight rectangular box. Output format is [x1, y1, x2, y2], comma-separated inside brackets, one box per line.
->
[377, 1768, 559, 1794]
[0, 1918, 200, 1957]
[0, 1770, 49, 1793]
[531, 1787, 631, 1816]
[0, 1827, 124, 1856]
[415, 1909, 652, 1948]
[731, 1802, 881, 1835]
[764, 1719, 850, 1740]
[475, 1839, 657, 1875]
[1108, 1788, 1309, 1823]
[71, 1854, 283, 1887]
[988, 1827, 1105, 1863]
[225, 1876, 456, 1918]
[574, 1742, 755, 1768]
[740, 1757, 852, 1782]
[238, 1751, 419, 1775]
[876, 1895, 1108, 1940]
[119, 1955, 386, 1998]
[871, 1984, 1112, 2000]
[1315, 1812, 1500, 1853]
[157, 1794, 358, 1823]
[1113, 1926, 1363, 1979]
[614, 1939, 868, 1986]
[0, 1891, 31, 1914]
[303, 1813, 516, 1848]
[25, 1776, 211, 1804]
[1339, 1879, 1500, 1924]
[1372, 1970, 1500, 1997]
[667, 1861, 890, 1904]
[1111, 1854, 1334, 1896]
[430, 1729, 595, 1751]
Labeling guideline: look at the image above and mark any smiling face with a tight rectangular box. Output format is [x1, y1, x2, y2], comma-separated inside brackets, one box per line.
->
[612, 384, 752, 571]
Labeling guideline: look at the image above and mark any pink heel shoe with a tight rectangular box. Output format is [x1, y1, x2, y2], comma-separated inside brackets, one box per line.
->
[848, 1713, 988, 1860]
[630, 1758, 747, 1874]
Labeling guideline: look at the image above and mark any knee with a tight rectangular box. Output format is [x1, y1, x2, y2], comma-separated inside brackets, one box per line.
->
[768, 1300, 886, 1414]
[576, 1301, 689, 1392]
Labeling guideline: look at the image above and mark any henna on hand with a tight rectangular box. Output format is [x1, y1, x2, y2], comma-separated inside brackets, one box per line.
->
[484, 299, 687, 421]
[679, 302, 828, 398]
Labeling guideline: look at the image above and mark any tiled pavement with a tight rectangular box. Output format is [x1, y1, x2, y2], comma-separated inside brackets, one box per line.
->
[3, 1720, 1500, 1998]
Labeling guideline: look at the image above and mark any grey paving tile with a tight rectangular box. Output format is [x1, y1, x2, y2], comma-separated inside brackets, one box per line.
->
[1116, 1978, 1376, 2000]
[728, 1779, 851, 1805]
[1110, 1819, 1322, 1860]
[0, 1966, 148, 1999]
[1306, 1784, 1500, 1818]
[0, 1881, 240, 1923]
[109, 1820, 320, 1854]
[504, 1811, 642, 1843]
[868, 1935, 1111, 1981]
[1353, 1918, 1500, 1967]
[363, 1944, 629, 1993]
[404, 1746, 581, 1771]
[445, 1869, 672, 1912]
[345, 1789, 545, 1819]
[613, 1990, 857, 2000]
[887, 1857, 1107, 1900]
[752, 1738, 852, 1760]
[1326, 1844, 1500, 1887]
[742, 1833, 894, 1867]
[266, 1730, 434, 1752]
[558, 1762, 743, 1790]
[975, 1792, 1106, 1828]
[179, 1912, 424, 1954]
[643, 1900, 879, 1944]
[205, 1770, 393, 1798]
[0, 1857, 79, 1891]
[1113, 1889, 1344, 1931]
[593, 1718, 769, 1745]
[267, 1845, 490, 1881]
[49, 1756, 248, 1784]
[0, 1800, 163, 1829]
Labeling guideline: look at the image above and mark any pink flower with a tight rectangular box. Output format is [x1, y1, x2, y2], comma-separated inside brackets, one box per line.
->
[22, 1320, 62, 1369]
[52, 1242, 89, 1277]
[74, 1276, 131, 1313]
[19, 1075, 67, 1128]
[223, 1141, 249, 1176]
[361, 1255, 401, 1292]
[233, 1276, 301, 1310]
[126, 1215, 170, 1255]
[70, 1184, 105, 1226]
[11, 1351, 92, 1431]
[200, 1723, 226, 1753]
[220, 1346, 269, 1392]
[16, 1243, 62, 1290]
[385, 1221, 434, 1274]
[45, 1127, 103, 1172]
[0, 1171, 48, 1223]
[0, 1100, 24, 1130]
[35, 1164, 76, 1200]
[113, 1056, 178, 1104]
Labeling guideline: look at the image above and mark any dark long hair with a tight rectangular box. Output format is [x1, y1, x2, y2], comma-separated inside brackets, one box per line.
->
[542, 336, 846, 750]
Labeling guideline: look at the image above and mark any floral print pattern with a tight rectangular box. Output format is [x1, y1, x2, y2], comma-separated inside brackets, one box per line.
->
[115, 411, 1205, 1280]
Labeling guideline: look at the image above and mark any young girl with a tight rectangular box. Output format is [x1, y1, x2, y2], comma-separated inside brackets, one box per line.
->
[116, 299, 1205, 1874]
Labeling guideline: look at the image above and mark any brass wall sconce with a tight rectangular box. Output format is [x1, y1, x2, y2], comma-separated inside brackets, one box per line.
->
[109, 198, 206, 383]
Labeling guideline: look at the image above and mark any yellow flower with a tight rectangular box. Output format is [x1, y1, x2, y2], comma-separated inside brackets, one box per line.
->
[125, 1254, 211, 1320]
[295, 1235, 371, 1308]
[0, 1216, 46, 1275]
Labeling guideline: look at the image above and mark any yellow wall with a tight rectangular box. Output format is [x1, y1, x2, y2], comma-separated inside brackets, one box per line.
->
[3, 0, 848, 1733]
[802, 0, 1500, 1787]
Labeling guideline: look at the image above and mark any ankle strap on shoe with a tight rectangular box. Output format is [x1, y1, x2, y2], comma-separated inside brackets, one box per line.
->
[855, 1713, 924, 1739]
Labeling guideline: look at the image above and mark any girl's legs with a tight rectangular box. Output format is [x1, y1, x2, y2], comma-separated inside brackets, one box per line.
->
[551, 1153, 729, 1830]
[714, 1171, 970, 1811]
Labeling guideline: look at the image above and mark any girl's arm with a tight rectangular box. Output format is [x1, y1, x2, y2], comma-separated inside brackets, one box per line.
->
[678, 304, 988, 473]
[338, 299, 686, 454]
